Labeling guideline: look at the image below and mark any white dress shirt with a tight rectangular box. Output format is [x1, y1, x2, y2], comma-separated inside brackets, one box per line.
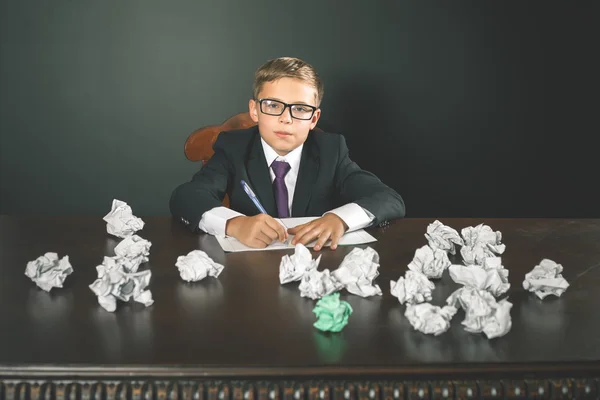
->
[198, 138, 374, 236]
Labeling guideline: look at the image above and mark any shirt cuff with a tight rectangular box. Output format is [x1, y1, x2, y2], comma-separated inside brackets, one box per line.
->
[324, 203, 375, 233]
[198, 206, 245, 237]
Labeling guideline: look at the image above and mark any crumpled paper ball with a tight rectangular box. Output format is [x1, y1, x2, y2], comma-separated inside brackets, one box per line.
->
[447, 286, 512, 339]
[299, 268, 343, 300]
[25, 252, 73, 292]
[460, 223, 505, 265]
[99, 255, 145, 274]
[175, 250, 224, 282]
[331, 247, 382, 297]
[279, 244, 321, 284]
[103, 199, 145, 238]
[114, 234, 151, 268]
[405, 303, 457, 336]
[390, 270, 435, 305]
[523, 258, 569, 299]
[448, 257, 510, 297]
[89, 259, 153, 312]
[424, 220, 464, 255]
[407, 244, 451, 279]
[312, 292, 353, 332]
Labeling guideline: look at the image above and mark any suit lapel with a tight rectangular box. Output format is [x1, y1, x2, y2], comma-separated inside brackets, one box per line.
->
[292, 133, 319, 217]
[246, 133, 277, 216]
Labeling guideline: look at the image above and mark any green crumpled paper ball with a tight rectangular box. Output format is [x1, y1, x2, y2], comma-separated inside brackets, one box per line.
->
[312, 293, 353, 332]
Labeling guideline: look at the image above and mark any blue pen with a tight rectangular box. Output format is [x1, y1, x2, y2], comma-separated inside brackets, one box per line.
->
[241, 180, 289, 244]
[241, 180, 268, 214]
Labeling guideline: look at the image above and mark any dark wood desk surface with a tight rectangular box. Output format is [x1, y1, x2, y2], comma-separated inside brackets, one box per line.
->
[1, 216, 599, 399]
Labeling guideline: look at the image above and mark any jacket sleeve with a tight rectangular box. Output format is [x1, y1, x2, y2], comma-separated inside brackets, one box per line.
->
[169, 133, 234, 232]
[334, 135, 406, 225]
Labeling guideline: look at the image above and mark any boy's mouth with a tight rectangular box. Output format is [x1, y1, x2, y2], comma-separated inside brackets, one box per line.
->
[274, 131, 292, 138]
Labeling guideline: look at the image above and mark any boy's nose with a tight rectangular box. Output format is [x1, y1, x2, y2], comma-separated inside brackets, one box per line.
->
[278, 107, 293, 123]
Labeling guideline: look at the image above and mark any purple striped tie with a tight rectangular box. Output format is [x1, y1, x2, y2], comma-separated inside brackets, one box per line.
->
[271, 160, 291, 218]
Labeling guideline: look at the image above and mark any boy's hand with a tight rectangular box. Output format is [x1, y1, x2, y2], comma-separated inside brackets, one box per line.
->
[226, 215, 288, 248]
[288, 214, 348, 251]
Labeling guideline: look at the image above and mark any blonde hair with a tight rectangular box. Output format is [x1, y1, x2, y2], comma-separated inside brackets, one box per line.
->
[252, 57, 324, 106]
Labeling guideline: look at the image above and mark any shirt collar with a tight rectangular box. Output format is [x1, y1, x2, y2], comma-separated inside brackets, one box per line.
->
[260, 137, 303, 173]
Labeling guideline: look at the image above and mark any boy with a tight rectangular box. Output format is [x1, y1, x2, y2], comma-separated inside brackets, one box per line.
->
[170, 57, 405, 250]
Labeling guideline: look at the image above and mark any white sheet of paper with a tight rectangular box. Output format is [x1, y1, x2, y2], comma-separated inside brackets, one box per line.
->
[215, 217, 377, 252]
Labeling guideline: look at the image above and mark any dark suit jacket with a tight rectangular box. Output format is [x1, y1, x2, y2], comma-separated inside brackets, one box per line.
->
[170, 126, 405, 232]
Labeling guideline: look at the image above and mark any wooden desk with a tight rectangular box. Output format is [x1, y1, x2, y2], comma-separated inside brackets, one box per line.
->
[0, 216, 599, 399]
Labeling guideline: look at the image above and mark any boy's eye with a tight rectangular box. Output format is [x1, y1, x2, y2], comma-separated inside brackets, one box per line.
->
[292, 106, 310, 112]
[266, 102, 282, 109]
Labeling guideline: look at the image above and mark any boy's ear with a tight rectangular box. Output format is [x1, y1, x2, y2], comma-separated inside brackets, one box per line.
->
[249, 99, 259, 123]
[309, 108, 321, 130]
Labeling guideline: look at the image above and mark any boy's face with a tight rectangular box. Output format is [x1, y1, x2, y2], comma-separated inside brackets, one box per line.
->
[249, 77, 321, 156]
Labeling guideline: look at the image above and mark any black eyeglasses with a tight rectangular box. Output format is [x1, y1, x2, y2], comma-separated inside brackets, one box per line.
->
[257, 98, 317, 120]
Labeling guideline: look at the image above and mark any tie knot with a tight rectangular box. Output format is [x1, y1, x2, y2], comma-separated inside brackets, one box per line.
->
[271, 160, 291, 179]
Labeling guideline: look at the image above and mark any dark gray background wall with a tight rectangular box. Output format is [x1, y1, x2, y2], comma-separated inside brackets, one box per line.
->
[1, 1, 597, 217]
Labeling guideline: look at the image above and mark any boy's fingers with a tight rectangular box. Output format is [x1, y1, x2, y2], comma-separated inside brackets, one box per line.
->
[288, 222, 309, 234]
[330, 231, 343, 250]
[255, 231, 273, 246]
[261, 224, 280, 241]
[290, 225, 309, 244]
[264, 218, 288, 241]
[313, 231, 331, 251]
[293, 225, 322, 245]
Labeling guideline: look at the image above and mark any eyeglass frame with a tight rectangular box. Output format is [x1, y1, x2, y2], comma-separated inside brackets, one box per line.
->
[256, 98, 318, 120]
